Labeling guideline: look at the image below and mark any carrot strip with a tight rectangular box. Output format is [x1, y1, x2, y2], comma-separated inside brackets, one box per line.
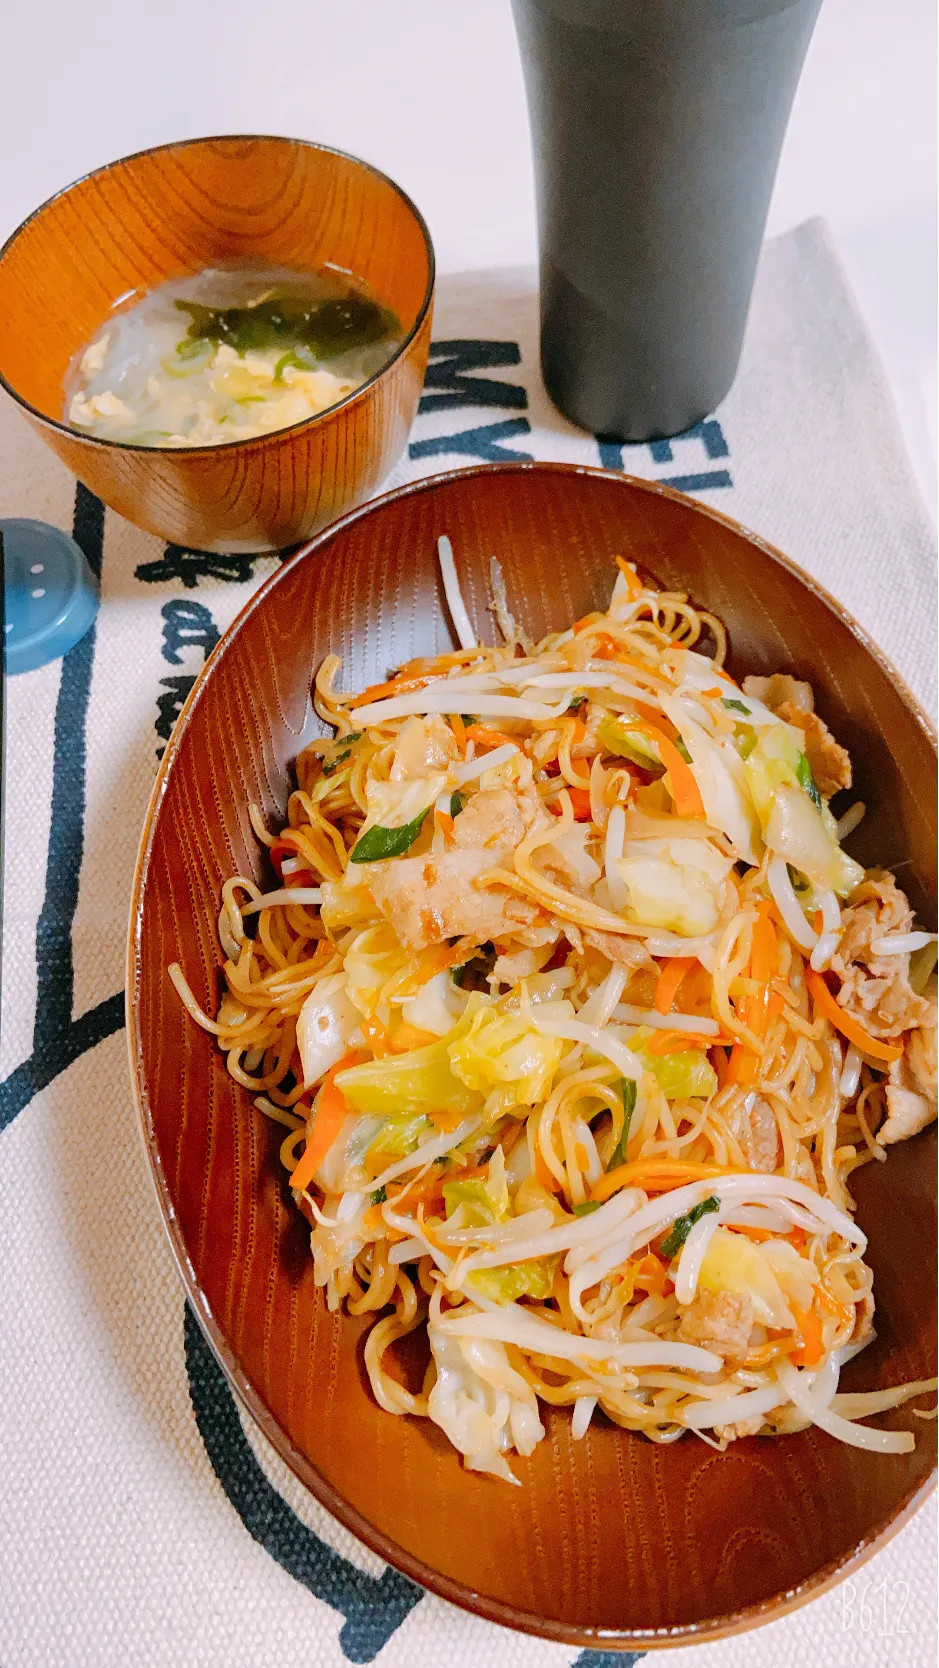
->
[631, 1253, 668, 1295]
[269, 833, 306, 877]
[729, 1223, 776, 1243]
[790, 1302, 825, 1368]
[360, 1014, 390, 1058]
[727, 904, 779, 1089]
[450, 1161, 489, 1185]
[396, 648, 481, 674]
[587, 633, 662, 675]
[390, 1168, 448, 1216]
[744, 905, 779, 1041]
[643, 1029, 717, 1054]
[573, 1141, 591, 1172]
[615, 556, 645, 598]
[450, 712, 467, 753]
[435, 809, 455, 843]
[465, 724, 517, 750]
[496, 1119, 526, 1157]
[654, 956, 693, 1014]
[615, 650, 666, 677]
[534, 1146, 561, 1194]
[591, 1158, 737, 1203]
[429, 1106, 467, 1133]
[557, 786, 593, 821]
[588, 633, 618, 659]
[349, 673, 431, 709]
[711, 1044, 730, 1090]
[289, 1054, 360, 1194]
[389, 1023, 440, 1053]
[364, 1148, 394, 1180]
[632, 701, 676, 736]
[805, 970, 903, 1063]
[658, 734, 706, 817]
[284, 868, 317, 889]
[817, 1286, 855, 1329]
[414, 939, 478, 986]
[750, 906, 778, 984]
[726, 1041, 759, 1086]
[630, 721, 705, 818]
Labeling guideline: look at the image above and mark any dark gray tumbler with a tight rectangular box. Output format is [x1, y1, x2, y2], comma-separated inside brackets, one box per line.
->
[511, 0, 823, 441]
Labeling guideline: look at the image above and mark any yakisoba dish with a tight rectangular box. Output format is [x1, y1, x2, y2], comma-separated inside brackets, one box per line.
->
[171, 539, 937, 1482]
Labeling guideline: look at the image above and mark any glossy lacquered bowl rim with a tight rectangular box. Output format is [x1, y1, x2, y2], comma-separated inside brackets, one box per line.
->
[127, 461, 937, 1649]
[0, 131, 436, 456]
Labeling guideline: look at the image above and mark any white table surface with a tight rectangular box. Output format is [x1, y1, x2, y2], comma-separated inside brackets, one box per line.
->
[2, 0, 935, 513]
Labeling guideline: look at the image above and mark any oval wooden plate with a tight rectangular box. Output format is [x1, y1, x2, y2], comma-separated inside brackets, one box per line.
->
[128, 463, 937, 1648]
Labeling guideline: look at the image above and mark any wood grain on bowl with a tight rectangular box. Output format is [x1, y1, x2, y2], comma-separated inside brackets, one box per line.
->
[0, 136, 433, 551]
[129, 464, 936, 1647]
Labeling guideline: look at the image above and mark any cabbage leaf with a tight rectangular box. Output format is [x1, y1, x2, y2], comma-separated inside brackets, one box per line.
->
[335, 1038, 480, 1117]
[596, 714, 663, 769]
[631, 1028, 717, 1100]
[697, 1226, 794, 1329]
[443, 1146, 510, 1225]
[449, 995, 564, 1111]
[615, 854, 723, 937]
[367, 1113, 434, 1157]
[466, 1256, 560, 1301]
[745, 727, 864, 897]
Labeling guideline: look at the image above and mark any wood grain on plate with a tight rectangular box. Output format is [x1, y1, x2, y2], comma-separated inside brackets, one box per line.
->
[128, 464, 937, 1647]
[0, 135, 433, 552]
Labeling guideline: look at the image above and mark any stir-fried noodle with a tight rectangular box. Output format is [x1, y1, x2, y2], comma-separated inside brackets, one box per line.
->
[171, 544, 937, 1480]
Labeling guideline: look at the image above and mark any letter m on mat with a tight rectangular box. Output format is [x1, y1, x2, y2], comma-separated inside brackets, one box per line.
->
[418, 340, 528, 413]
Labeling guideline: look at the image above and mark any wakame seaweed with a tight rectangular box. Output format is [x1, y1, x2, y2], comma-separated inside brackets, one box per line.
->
[175, 290, 399, 362]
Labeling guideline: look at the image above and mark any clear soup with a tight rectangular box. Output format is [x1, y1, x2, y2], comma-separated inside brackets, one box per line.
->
[65, 265, 401, 448]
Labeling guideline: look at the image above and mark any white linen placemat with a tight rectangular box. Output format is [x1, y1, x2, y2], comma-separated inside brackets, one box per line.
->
[0, 216, 935, 1668]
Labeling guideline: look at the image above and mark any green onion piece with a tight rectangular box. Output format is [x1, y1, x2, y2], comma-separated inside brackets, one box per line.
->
[369, 1185, 387, 1206]
[660, 1194, 720, 1259]
[460, 714, 477, 728]
[674, 737, 692, 764]
[722, 697, 750, 715]
[796, 752, 823, 811]
[567, 695, 587, 712]
[322, 731, 362, 777]
[607, 1079, 637, 1170]
[572, 1200, 602, 1216]
[451, 941, 496, 988]
[175, 336, 211, 361]
[274, 347, 317, 381]
[350, 807, 429, 862]
[450, 791, 464, 818]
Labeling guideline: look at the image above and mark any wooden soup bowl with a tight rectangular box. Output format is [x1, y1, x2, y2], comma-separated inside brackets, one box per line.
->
[129, 463, 936, 1648]
[0, 135, 434, 552]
